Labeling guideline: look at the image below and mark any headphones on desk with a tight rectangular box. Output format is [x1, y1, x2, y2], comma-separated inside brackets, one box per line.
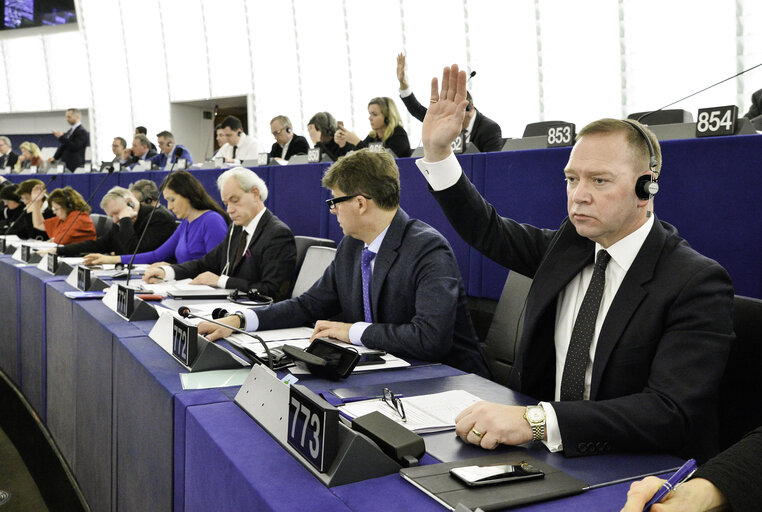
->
[227, 288, 273, 306]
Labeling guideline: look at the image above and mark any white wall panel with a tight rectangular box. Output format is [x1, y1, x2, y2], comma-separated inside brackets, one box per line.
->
[44, 30, 90, 110]
[4, 36, 50, 112]
[161, 0, 210, 102]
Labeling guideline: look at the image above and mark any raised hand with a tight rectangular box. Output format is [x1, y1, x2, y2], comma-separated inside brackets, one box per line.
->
[422, 64, 469, 162]
[396, 53, 409, 90]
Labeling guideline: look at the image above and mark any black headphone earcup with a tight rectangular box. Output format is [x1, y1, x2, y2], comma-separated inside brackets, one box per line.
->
[636, 174, 659, 200]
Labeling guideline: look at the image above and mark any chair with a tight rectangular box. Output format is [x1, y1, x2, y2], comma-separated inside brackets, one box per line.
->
[522, 121, 573, 137]
[483, 271, 533, 386]
[294, 236, 335, 276]
[90, 213, 113, 237]
[718, 295, 762, 450]
[291, 246, 336, 298]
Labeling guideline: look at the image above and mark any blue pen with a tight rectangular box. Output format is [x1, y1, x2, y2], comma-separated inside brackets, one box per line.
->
[643, 458, 698, 512]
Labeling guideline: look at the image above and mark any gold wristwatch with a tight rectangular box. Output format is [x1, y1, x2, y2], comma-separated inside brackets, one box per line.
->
[523, 405, 546, 441]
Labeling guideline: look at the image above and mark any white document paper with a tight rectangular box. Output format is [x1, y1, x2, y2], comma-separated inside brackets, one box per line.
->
[339, 390, 483, 433]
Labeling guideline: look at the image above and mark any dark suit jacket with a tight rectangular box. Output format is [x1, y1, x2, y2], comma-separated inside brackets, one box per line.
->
[401, 91, 503, 152]
[743, 88, 762, 119]
[694, 427, 762, 511]
[171, 209, 296, 299]
[57, 204, 176, 256]
[125, 149, 158, 168]
[53, 125, 90, 172]
[269, 135, 310, 160]
[0, 151, 18, 169]
[11, 205, 54, 240]
[432, 173, 734, 462]
[337, 125, 412, 158]
[255, 208, 489, 376]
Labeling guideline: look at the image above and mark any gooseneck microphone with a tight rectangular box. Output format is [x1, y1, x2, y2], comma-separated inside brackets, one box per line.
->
[3, 173, 60, 237]
[176, 306, 274, 370]
[53, 165, 115, 246]
[125, 146, 185, 286]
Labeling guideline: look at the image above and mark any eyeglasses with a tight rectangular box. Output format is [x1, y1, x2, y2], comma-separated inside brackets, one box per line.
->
[325, 194, 372, 210]
[271, 128, 285, 136]
[381, 387, 406, 422]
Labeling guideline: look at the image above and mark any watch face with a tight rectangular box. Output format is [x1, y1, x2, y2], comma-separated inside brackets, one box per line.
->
[526, 407, 545, 423]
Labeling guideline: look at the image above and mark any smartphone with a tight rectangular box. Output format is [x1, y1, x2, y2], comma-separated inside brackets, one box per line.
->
[450, 462, 544, 487]
[357, 351, 386, 366]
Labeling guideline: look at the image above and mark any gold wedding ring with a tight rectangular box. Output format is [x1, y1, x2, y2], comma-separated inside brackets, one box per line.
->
[471, 428, 484, 438]
[429, 98, 438, 103]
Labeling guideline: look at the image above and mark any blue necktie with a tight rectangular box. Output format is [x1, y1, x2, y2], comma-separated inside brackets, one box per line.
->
[361, 248, 376, 323]
[560, 249, 611, 401]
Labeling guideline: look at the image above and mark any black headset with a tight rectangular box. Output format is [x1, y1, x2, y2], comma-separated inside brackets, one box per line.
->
[623, 120, 660, 201]
[65, 189, 74, 210]
[227, 288, 273, 306]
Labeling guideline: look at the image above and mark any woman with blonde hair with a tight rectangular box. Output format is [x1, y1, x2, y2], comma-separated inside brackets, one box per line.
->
[29, 185, 96, 244]
[14, 141, 47, 173]
[335, 97, 412, 158]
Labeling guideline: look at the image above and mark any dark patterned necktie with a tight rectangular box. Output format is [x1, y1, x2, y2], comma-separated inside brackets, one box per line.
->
[361, 248, 376, 322]
[231, 229, 248, 272]
[560, 249, 611, 401]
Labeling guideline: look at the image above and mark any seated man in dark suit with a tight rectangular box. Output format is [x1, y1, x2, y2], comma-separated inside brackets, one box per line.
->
[198, 149, 490, 377]
[50, 108, 90, 172]
[416, 65, 734, 462]
[396, 53, 503, 153]
[743, 87, 762, 119]
[56, 186, 176, 257]
[143, 167, 297, 300]
[124, 134, 157, 169]
[268, 115, 310, 161]
[0, 136, 19, 169]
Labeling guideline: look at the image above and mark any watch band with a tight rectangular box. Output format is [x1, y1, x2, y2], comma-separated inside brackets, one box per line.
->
[229, 311, 246, 330]
[532, 423, 546, 442]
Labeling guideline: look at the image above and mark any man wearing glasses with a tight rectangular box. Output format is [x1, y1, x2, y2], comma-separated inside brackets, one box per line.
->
[268, 115, 309, 162]
[199, 149, 489, 377]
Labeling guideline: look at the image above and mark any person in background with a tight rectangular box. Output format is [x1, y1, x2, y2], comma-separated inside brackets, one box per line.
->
[307, 112, 340, 161]
[214, 116, 261, 164]
[151, 130, 194, 169]
[124, 134, 157, 169]
[142, 167, 296, 298]
[215, 123, 226, 151]
[84, 171, 228, 266]
[15, 179, 54, 239]
[55, 186, 176, 257]
[268, 115, 310, 161]
[135, 126, 157, 152]
[29, 185, 96, 245]
[742, 87, 762, 119]
[0, 136, 19, 169]
[335, 97, 412, 158]
[128, 179, 160, 207]
[50, 108, 89, 172]
[0, 184, 24, 231]
[14, 142, 47, 173]
[112, 137, 128, 165]
[397, 53, 503, 153]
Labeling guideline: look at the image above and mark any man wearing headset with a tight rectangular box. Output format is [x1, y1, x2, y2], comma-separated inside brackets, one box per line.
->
[268, 115, 310, 162]
[128, 179, 160, 207]
[151, 130, 194, 169]
[197, 149, 490, 377]
[143, 167, 296, 300]
[214, 116, 262, 164]
[55, 186, 176, 257]
[415, 65, 733, 462]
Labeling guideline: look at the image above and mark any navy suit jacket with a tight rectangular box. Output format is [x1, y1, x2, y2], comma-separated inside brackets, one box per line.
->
[432, 173, 734, 462]
[53, 125, 89, 172]
[255, 208, 489, 376]
[401, 91, 503, 152]
[171, 209, 296, 300]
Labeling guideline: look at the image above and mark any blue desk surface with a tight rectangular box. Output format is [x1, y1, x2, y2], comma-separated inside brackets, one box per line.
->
[7, 133, 761, 299]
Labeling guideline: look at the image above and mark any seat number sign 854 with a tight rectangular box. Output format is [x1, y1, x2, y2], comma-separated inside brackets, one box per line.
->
[695, 105, 738, 137]
[287, 385, 338, 472]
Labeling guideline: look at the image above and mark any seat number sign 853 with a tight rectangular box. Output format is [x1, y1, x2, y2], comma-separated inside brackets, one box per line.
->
[287, 385, 338, 473]
[546, 122, 576, 147]
[695, 105, 738, 137]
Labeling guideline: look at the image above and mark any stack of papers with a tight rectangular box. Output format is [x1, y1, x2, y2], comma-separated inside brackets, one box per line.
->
[339, 390, 483, 433]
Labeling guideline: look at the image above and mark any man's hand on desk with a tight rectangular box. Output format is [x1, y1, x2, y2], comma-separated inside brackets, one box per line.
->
[454, 402, 534, 450]
[147, 261, 170, 268]
[310, 320, 351, 344]
[143, 267, 166, 283]
[198, 315, 239, 342]
[620, 475, 727, 512]
[189, 271, 220, 287]
[83, 253, 120, 266]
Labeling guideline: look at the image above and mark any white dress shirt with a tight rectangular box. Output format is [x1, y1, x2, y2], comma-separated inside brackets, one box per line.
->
[214, 133, 262, 163]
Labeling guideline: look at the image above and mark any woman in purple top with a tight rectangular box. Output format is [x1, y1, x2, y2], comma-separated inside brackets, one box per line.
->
[83, 171, 229, 266]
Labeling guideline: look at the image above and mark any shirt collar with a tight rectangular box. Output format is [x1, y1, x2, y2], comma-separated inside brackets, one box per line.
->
[365, 224, 391, 254]
[465, 111, 476, 135]
[596, 215, 654, 272]
[242, 207, 266, 236]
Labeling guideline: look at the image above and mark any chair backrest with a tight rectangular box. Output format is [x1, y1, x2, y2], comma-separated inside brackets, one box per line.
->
[484, 271, 533, 386]
[90, 213, 113, 238]
[294, 236, 335, 276]
[718, 295, 762, 450]
[522, 121, 572, 137]
[291, 246, 336, 298]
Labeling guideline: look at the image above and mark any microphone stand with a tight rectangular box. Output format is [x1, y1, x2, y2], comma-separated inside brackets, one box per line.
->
[125, 147, 184, 286]
[177, 306, 274, 370]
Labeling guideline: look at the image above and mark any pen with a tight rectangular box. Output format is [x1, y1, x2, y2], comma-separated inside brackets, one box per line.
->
[643, 458, 698, 512]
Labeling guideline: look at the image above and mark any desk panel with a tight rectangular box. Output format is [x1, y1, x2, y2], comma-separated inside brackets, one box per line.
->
[0, 257, 21, 385]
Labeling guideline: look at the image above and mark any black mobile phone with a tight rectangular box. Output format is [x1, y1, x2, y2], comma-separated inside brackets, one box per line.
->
[357, 351, 386, 366]
[450, 462, 544, 487]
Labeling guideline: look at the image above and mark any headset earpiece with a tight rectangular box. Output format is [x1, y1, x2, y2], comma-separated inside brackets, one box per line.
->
[636, 174, 659, 200]
[285, 127, 292, 134]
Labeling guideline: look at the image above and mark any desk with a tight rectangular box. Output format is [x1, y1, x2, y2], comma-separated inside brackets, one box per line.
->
[6, 133, 761, 299]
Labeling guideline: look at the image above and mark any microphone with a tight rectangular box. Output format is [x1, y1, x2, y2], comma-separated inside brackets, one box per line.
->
[176, 306, 274, 370]
[636, 61, 762, 123]
[467, 70, 476, 80]
[3, 173, 59, 237]
[53, 165, 115, 246]
[124, 148, 184, 286]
